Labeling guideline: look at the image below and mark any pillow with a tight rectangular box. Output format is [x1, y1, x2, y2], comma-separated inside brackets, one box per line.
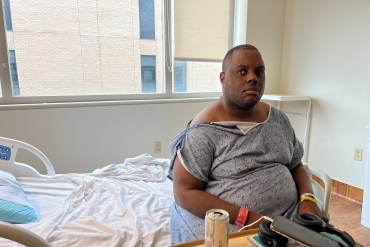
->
[0, 171, 39, 224]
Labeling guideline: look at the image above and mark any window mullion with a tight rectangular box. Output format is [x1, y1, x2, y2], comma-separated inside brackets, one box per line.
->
[0, 0, 13, 101]
[163, 0, 173, 95]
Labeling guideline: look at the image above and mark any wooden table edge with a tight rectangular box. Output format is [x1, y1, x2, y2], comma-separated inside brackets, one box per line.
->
[171, 229, 259, 247]
[171, 228, 364, 247]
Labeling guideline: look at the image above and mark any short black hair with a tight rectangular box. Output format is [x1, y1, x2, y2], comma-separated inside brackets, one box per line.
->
[222, 44, 259, 72]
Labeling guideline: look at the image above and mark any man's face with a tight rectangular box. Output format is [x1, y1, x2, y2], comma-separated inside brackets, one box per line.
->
[220, 49, 265, 109]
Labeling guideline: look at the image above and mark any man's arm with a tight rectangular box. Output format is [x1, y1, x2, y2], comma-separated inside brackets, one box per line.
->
[291, 163, 323, 218]
[172, 156, 263, 226]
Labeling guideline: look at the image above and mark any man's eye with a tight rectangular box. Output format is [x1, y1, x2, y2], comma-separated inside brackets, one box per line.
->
[256, 70, 265, 77]
[238, 70, 247, 75]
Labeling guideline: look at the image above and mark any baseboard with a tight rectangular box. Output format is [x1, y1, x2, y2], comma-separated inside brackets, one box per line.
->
[312, 176, 363, 203]
[331, 179, 363, 203]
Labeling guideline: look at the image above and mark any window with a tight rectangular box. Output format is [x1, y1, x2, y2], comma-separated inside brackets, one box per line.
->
[141, 55, 156, 93]
[139, 0, 155, 40]
[173, 0, 230, 93]
[2, 0, 12, 31]
[0, 0, 245, 105]
[174, 61, 186, 93]
[8, 50, 19, 96]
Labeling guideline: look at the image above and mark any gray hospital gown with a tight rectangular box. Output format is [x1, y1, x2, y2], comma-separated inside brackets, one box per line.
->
[167, 106, 304, 244]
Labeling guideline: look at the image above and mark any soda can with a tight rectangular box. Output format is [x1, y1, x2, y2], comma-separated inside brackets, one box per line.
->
[205, 209, 229, 247]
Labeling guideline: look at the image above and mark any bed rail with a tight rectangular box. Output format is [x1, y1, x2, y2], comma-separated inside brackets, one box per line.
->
[0, 221, 51, 247]
[0, 137, 55, 177]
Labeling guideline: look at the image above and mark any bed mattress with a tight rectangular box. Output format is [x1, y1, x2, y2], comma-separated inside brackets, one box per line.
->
[0, 154, 173, 247]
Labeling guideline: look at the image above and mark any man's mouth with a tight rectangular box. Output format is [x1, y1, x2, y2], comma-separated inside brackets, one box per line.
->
[243, 88, 260, 96]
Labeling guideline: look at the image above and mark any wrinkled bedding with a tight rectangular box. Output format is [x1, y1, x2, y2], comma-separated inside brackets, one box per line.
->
[0, 154, 174, 247]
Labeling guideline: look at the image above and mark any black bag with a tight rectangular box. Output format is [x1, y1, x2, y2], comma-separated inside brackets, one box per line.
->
[258, 213, 356, 247]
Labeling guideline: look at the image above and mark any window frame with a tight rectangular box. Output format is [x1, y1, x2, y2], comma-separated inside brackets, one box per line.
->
[0, 0, 245, 108]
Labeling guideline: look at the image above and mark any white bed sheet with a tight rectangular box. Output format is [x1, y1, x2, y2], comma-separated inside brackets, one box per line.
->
[0, 154, 174, 247]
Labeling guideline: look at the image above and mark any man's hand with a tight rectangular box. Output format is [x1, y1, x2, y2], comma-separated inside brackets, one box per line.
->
[298, 200, 323, 219]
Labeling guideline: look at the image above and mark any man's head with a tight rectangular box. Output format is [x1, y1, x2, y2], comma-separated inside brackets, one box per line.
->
[222, 44, 259, 72]
[220, 44, 265, 110]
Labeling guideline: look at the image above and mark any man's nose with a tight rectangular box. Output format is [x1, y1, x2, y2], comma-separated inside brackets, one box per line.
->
[246, 72, 258, 82]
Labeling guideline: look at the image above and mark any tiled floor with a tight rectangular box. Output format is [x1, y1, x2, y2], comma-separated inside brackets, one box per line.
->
[329, 193, 370, 246]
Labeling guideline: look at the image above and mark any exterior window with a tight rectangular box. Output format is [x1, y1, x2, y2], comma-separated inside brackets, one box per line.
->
[141, 55, 156, 93]
[0, 0, 164, 97]
[173, 61, 186, 92]
[9, 50, 19, 96]
[139, 0, 155, 40]
[2, 0, 12, 31]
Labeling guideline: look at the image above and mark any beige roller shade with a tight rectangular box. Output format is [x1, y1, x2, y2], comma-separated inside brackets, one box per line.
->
[174, 0, 231, 61]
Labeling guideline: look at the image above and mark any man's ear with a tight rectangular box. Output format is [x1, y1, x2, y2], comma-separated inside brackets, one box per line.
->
[220, 72, 225, 86]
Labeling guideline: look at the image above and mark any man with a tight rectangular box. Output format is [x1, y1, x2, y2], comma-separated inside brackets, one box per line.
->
[168, 44, 322, 244]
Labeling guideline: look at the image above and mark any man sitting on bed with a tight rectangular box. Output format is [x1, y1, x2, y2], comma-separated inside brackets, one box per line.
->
[167, 44, 323, 244]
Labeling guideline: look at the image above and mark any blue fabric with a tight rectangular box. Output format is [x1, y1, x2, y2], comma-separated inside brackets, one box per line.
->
[0, 199, 39, 224]
[0, 171, 39, 224]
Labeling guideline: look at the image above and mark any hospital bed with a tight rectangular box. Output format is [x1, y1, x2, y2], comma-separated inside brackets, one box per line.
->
[0, 137, 173, 247]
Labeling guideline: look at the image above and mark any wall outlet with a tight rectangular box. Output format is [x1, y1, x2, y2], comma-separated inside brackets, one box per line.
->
[154, 141, 161, 153]
[354, 148, 363, 161]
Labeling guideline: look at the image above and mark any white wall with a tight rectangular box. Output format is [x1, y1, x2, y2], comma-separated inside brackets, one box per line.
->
[0, 100, 213, 173]
[281, 0, 370, 188]
[246, 0, 287, 94]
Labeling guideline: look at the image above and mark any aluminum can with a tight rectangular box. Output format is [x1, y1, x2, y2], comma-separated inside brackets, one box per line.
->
[205, 209, 229, 247]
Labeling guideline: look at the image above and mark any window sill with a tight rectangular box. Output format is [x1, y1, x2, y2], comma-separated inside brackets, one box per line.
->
[0, 96, 220, 111]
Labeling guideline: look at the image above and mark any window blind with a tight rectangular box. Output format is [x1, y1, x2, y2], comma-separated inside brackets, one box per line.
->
[174, 0, 231, 61]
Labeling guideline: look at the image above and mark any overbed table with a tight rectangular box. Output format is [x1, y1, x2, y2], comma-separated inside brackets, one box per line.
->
[172, 229, 259, 247]
[172, 229, 364, 247]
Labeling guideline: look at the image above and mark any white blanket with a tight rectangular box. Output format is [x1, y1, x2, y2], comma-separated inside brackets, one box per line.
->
[0, 154, 174, 247]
